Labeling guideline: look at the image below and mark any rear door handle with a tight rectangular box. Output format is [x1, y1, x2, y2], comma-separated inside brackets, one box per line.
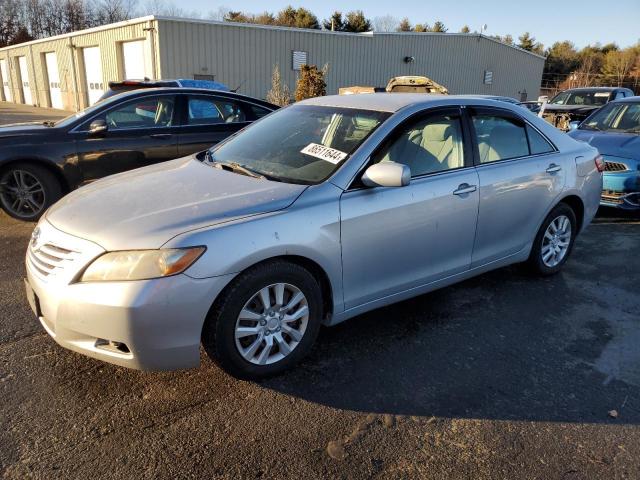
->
[546, 163, 562, 174]
[149, 133, 172, 139]
[453, 183, 477, 196]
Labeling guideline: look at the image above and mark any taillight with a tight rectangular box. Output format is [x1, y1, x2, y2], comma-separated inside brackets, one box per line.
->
[594, 154, 605, 172]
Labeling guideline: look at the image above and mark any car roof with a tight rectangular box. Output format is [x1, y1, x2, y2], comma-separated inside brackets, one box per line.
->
[562, 87, 620, 93]
[611, 95, 640, 103]
[102, 87, 277, 108]
[297, 93, 526, 113]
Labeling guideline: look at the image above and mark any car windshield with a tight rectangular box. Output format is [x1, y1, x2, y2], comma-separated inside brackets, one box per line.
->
[206, 105, 389, 184]
[549, 90, 612, 106]
[581, 102, 640, 133]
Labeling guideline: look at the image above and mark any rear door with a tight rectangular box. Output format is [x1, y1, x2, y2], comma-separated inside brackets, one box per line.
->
[176, 94, 270, 156]
[72, 94, 179, 182]
[340, 107, 480, 308]
[468, 106, 565, 267]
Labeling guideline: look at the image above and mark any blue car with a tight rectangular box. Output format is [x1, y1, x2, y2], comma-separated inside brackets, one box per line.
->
[98, 78, 231, 102]
[568, 97, 640, 210]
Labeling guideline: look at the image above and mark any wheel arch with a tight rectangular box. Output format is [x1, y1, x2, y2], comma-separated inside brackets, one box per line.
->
[558, 194, 585, 232]
[0, 158, 71, 194]
[205, 254, 336, 329]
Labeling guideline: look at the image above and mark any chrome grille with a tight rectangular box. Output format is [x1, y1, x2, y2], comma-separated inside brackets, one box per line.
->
[604, 161, 628, 172]
[27, 242, 80, 279]
[601, 190, 624, 204]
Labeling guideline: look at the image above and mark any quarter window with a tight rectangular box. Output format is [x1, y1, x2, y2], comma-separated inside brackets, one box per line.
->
[472, 114, 529, 163]
[526, 124, 554, 154]
[372, 113, 465, 177]
[187, 96, 247, 125]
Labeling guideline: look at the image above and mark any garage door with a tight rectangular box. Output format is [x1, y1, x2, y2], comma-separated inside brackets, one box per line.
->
[0, 59, 11, 102]
[44, 52, 63, 109]
[83, 47, 104, 106]
[122, 40, 151, 80]
[17, 56, 32, 105]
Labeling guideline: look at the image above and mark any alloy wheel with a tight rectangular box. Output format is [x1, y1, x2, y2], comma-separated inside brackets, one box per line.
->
[541, 215, 572, 268]
[234, 283, 309, 365]
[0, 169, 46, 218]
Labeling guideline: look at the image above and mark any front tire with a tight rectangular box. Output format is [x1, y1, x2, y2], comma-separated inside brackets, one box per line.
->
[0, 163, 62, 221]
[202, 260, 323, 379]
[527, 203, 577, 275]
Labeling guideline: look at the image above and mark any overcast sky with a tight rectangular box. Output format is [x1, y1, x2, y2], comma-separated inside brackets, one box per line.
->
[175, 0, 639, 49]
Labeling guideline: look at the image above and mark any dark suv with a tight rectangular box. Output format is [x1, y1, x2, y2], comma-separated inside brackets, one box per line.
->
[541, 87, 635, 131]
[0, 88, 277, 220]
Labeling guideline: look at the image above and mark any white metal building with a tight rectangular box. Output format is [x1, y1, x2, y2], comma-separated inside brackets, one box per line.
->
[0, 16, 546, 112]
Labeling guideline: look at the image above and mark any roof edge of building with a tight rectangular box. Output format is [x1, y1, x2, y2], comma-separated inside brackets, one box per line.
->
[0, 14, 547, 61]
[0, 16, 156, 52]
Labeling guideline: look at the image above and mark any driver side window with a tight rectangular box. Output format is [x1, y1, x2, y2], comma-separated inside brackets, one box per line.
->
[85, 95, 175, 130]
[372, 113, 465, 177]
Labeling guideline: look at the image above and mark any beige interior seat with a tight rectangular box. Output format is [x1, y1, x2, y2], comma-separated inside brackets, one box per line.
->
[382, 121, 459, 175]
[480, 125, 529, 163]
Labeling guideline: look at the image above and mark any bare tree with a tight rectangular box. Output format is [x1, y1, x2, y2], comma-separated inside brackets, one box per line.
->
[374, 14, 398, 32]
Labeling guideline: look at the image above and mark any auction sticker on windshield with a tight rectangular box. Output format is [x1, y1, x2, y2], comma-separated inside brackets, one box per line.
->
[301, 143, 348, 164]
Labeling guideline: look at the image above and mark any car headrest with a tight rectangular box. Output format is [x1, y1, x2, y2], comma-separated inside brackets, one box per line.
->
[422, 123, 451, 142]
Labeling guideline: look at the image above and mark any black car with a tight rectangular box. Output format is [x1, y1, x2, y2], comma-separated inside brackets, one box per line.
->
[541, 87, 635, 131]
[0, 88, 277, 220]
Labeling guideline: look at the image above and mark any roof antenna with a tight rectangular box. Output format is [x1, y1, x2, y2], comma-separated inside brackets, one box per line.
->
[232, 79, 246, 93]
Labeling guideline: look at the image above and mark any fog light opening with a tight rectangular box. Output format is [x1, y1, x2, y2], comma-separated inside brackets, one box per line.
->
[95, 338, 131, 354]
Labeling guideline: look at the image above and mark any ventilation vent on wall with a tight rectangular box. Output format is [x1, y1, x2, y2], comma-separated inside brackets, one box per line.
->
[292, 51, 308, 71]
[483, 70, 493, 85]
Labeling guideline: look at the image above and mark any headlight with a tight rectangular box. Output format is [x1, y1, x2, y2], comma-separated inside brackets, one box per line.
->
[80, 247, 205, 282]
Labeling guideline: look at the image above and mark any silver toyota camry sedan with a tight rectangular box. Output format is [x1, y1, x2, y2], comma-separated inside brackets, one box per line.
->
[25, 94, 603, 379]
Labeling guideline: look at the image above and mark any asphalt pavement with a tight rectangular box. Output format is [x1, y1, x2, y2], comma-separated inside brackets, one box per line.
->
[0, 103, 639, 479]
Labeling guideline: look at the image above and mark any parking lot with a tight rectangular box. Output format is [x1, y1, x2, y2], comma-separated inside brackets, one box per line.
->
[1, 104, 639, 479]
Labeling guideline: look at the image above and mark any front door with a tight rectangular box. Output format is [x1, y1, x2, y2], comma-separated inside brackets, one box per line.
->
[468, 107, 565, 267]
[340, 108, 480, 309]
[73, 94, 179, 182]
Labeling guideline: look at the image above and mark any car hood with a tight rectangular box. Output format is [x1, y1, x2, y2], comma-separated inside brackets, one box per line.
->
[46, 156, 308, 250]
[0, 122, 51, 138]
[542, 104, 599, 115]
[568, 129, 640, 160]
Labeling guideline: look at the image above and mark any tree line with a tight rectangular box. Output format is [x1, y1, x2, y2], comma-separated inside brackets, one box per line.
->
[1, 1, 638, 93]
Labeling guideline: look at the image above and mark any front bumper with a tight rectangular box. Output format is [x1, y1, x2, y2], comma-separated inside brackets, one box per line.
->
[25, 220, 234, 371]
[600, 190, 640, 210]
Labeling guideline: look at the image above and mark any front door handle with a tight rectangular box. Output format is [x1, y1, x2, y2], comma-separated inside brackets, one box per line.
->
[546, 163, 562, 174]
[453, 183, 477, 196]
[149, 133, 172, 139]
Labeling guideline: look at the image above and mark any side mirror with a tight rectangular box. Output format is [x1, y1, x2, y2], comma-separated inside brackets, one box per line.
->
[89, 119, 108, 135]
[568, 121, 580, 131]
[361, 162, 410, 188]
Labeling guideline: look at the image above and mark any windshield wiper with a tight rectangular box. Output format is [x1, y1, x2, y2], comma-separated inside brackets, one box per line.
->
[208, 158, 265, 180]
[580, 124, 602, 131]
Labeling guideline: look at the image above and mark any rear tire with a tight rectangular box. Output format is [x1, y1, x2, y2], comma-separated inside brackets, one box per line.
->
[202, 260, 323, 380]
[527, 203, 577, 275]
[0, 163, 62, 221]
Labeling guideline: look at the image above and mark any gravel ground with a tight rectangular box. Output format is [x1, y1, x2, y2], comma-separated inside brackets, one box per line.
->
[1, 104, 639, 479]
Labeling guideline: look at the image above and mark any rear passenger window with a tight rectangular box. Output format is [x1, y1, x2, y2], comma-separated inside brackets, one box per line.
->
[187, 96, 247, 125]
[250, 105, 272, 119]
[472, 114, 529, 163]
[526, 124, 554, 154]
